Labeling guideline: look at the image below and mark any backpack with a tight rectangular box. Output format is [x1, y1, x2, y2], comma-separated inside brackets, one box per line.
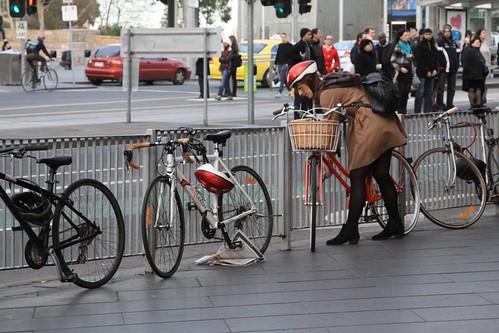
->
[360, 72, 400, 116]
[25, 39, 39, 54]
[234, 54, 242, 67]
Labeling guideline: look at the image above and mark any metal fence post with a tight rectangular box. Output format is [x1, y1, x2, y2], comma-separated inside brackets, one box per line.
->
[142, 129, 155, 273]
[279, 122, 292, 250]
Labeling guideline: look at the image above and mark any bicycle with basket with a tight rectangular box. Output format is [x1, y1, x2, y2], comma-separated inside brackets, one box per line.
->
[273, 103, 420, 252]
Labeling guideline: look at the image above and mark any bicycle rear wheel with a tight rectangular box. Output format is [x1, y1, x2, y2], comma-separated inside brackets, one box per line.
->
[218, 165, 273, 254]
[52, 179, 125, 288]
[142, 175, 184, 278]
[370, 151, 420, 235]
[43, 69, 58, 91]
[21, 70, 36, 92]
[414, 147, 487, 229]
[488, 138, 499, 204]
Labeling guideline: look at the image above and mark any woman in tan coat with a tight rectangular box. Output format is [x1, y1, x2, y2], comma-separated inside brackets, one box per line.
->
[287, 61, 407, 245]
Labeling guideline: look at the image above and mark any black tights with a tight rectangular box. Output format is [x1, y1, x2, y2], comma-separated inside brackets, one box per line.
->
[345, 149, 400, 229]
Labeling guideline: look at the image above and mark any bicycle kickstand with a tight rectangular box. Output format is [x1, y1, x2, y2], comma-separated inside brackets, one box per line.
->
[47, 248, 77, 283]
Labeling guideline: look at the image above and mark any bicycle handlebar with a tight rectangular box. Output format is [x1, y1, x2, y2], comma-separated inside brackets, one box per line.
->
[272, 103, 348, 121]
[124, 138, 192, 170]
[0, 144, 48, 157]
[428, 107, 459, 130]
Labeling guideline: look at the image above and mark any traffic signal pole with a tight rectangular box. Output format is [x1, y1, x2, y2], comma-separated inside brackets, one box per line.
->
[247, 0, 256, 125]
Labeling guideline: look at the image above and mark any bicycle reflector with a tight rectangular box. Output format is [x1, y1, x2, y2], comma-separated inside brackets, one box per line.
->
[194, 164, 234, 194]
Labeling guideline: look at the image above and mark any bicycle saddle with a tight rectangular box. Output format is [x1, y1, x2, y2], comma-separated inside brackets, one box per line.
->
[471, 106, 491, 118]
[204, 130, 232, 144]
[38, 155, 72, 170]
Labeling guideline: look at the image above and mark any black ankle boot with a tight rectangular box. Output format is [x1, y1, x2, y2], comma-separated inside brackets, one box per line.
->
[326, 225, 360, 245]
[371, 219, 404, 240]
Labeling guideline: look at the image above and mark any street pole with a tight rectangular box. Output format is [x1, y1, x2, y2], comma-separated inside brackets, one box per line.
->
[247, 0, 256, 125]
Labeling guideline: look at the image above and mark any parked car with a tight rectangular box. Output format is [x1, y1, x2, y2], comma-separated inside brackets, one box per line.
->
[209, 39, 281, 87]
[85, 44, 192, 85]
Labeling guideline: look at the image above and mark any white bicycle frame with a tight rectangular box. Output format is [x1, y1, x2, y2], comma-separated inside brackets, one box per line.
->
[157, 145, 258, 230]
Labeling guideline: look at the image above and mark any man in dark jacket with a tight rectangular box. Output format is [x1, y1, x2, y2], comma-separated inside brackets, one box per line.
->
[435, 24, 460, 110]
[286, 27, 314, 118]
[310, 28, 326, 74]
[273, 32, 293, 97]
[413, 28, 439, 113]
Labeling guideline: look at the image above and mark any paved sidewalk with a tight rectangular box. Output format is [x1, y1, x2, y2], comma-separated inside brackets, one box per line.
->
[0, 207, 498, 332]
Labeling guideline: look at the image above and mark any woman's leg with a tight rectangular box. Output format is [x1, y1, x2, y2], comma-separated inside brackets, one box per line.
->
[326, 164, 370, 245]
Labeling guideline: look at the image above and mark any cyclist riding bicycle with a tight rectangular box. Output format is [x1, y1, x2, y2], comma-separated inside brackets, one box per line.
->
[26, 34, 53, 82]
[287, 60, 408, 245]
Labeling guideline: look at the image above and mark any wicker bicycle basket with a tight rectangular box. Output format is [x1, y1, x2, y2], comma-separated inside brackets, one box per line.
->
[287, 118, 341, 152]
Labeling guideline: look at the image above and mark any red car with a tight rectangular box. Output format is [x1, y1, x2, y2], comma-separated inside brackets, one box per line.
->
[85, 44, 192, 85]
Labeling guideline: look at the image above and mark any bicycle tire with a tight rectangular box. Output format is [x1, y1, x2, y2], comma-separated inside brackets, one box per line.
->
[43, 69, 58, 91]
[52, 179, 125, 289]
[218, 165, 273, 254]
[21, 69, 36, 92]
[370, 151, 421, 235]
[488, 138, 499, 204]
[308, 156, 319, 252]
[141, 175, 184, 279]
[414, 148, 487, 229]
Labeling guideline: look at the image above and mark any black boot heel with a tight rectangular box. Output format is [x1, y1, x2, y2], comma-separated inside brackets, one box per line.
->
[326, 225, 360, 246]
[372, 219, 404, 241]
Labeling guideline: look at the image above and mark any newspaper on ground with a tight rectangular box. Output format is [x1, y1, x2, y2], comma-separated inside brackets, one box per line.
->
[195, 230, 265, 267]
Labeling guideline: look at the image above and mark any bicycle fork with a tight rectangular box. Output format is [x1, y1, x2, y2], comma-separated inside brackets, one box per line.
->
[304, 156, 324, 205]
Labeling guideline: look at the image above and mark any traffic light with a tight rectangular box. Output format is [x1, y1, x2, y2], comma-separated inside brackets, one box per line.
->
[299, 0, 312, 14]
[275, 0, 291, 18]
[27, 0, 37, 15]
[9, 0, 26, 18]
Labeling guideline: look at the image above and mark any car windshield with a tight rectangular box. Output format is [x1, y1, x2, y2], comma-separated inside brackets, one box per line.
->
[239, 43, 267, 54]
[94, 45, 120, 57]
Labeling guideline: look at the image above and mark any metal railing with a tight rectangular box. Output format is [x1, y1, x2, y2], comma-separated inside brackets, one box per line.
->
[0, 111, 497, 269]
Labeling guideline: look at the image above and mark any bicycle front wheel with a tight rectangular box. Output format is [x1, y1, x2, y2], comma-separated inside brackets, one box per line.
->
[414, 148, 487, 229]
[488, 138, 499, 204]
[52, 179, 125, 289]
[218, 165, 273, 254]
[142, 176, 184, 279]
[21, 70, 36, 92]
[43, 69, 58, 91]
[308, 156, 319, 252]
[371, 151, 421, 235]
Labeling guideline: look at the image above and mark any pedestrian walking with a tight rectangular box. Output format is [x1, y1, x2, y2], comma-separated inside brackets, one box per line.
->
[435, 24, 460, 111]
[413, 28, 438, 114]
[461, 37, 488, 109]
[390, 29, 414, 114]
[215, 38, 233, 101]
[273, 32, 293, 98]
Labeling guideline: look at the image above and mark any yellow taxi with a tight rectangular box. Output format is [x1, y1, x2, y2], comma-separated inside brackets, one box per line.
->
[209, 39, 281, 87]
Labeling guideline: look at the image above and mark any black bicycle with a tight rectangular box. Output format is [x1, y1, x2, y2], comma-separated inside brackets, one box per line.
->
[1, 145, 125, 288]
[21, 59, 58, 92]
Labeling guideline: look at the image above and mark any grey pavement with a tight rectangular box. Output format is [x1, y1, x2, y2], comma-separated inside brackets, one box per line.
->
[0, 207, 499, 332]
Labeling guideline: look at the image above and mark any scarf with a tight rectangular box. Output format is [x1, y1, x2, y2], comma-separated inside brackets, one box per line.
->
[398, 40, 411, 55]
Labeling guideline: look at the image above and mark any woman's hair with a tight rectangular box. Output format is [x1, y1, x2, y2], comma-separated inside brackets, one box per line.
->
[359, 39, 372, 51]
[229, 35, 239, 54]
[470, 37, 481, 46]
[474, 28, 486, 40]
[300, 73, 321, 107]
[395, 29, 408, 43]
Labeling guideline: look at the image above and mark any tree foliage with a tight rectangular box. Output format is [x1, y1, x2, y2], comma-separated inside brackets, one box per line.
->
[199, 0, 231, 25]
[27, 0, 100, 30]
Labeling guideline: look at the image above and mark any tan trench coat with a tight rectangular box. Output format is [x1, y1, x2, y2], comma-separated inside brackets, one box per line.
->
[321, 86, 407, 171]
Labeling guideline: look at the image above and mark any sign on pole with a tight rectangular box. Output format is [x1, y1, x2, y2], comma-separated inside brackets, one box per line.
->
[62, 5, 78, 21]
[15, 21, 27, 39]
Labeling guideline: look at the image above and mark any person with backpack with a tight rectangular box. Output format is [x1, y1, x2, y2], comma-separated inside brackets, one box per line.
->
[286, 60, 407, 245]
[25, 34, 53, 82]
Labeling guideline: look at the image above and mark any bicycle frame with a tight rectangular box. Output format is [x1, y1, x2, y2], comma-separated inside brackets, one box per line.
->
[308, 150, 406, 206]
[160, 146, 257, 231]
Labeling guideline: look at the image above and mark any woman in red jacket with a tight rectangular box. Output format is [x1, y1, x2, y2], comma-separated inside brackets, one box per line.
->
[322, 35, 340, 73]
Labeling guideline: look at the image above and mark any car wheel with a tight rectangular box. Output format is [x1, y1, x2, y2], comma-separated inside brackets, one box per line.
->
[261, 68, 270, 88]
[172, 69, 186, 85]
[90, 79, 102, 86]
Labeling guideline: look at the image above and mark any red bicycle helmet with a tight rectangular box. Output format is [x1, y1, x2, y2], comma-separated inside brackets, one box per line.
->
[287, 60, 317, 88]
